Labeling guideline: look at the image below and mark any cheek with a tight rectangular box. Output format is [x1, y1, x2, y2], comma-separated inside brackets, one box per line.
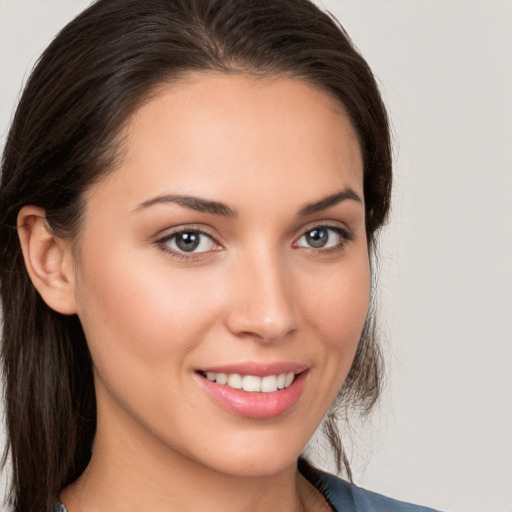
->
[302, 254, 371, 377]
[310, 258, 370, 336]
[74, 246, 222, 381]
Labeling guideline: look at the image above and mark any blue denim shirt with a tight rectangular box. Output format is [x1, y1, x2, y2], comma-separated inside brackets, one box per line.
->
[299, 459, 441, 512]
[312, 469, 441, 511]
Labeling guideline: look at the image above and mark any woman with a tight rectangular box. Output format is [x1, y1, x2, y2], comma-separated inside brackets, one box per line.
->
[0, 1, 440, 511]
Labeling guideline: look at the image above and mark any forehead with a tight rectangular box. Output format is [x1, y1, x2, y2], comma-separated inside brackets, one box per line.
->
[87, 72, 364, 215]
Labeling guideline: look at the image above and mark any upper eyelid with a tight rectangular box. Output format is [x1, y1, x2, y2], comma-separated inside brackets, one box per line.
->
[154, 229, 223, 259]
[297, 217, 352, 231]
[296, 222, 353, 239]
[293, 226, 353, 254]
[155, 228, 221, 259]
[155, 225, 220, 243]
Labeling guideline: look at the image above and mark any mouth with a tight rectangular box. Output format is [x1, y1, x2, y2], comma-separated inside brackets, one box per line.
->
[197, 370, 296, 393]
[195, 365, 309, 419]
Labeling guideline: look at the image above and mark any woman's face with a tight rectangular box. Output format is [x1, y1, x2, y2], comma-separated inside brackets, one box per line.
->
[72, 73, 370, 477]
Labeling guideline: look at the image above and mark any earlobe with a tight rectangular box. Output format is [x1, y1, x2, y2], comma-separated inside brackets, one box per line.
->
[17, 206, 77, 315]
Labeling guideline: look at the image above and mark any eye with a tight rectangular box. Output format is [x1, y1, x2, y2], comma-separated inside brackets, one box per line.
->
[157, 229, 219, 256]
[294, 226, 352, 250]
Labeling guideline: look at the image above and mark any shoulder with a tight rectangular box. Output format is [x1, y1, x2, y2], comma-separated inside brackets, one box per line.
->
[299, 459, 442, 512]
[320, 471, 441, 512]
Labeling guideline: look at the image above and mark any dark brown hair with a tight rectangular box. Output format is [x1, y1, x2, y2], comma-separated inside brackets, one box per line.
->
[0, 0, 391, 510]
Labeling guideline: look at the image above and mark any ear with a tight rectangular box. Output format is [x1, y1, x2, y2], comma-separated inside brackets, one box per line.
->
[17, 206, 77, 315]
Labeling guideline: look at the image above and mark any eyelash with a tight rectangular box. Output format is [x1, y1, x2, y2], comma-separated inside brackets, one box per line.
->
[155, 228, 220, 261]
[294, 225, 354, 254]
[155, 225, 354, 261]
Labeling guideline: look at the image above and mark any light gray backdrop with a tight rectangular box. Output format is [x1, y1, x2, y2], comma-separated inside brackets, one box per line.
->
[1, 1, 511, 511]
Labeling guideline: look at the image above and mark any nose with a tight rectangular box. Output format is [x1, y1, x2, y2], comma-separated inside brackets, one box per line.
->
[224, 251, 298, 343]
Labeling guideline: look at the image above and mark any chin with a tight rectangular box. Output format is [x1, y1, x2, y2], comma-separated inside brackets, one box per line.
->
[190, 431, 308, 479]
[214, 454, 298, 479]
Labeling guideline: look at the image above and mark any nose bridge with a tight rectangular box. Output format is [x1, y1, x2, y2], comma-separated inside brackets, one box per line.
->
[225, 243, 297, 342]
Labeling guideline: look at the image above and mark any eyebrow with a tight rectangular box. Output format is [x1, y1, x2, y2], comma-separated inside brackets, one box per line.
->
[135, 194, 237, 217]
[298, 188, 362, 216]
[134, 187, 362, 218]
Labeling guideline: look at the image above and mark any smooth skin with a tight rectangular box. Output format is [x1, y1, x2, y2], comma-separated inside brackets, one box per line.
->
[18, 73, 369, 512]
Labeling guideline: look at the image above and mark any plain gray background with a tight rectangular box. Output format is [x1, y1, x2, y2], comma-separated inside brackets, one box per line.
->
[1, 1, 511, 511]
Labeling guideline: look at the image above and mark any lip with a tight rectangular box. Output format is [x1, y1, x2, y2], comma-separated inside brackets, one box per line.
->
[195, 363, 309, 420]
[196, 361, 309, 377]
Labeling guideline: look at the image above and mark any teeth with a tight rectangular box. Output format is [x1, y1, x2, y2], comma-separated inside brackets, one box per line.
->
[242, 375, 261, 392]
[261, 375, 277, 392]
[216, 372, 228, 385]
[203, 371, 296, 393]
[227, 373, 243, 389]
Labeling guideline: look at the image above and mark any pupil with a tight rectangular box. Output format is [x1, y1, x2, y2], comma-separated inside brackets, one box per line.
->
[176, 232, 200, 252]
[306, 228, 327, 248]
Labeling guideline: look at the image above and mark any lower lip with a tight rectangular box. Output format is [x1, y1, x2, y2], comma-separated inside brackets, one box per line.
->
[197, 371, 308, 419]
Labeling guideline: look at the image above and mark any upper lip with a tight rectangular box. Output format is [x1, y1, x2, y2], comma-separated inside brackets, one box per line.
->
[196, 361, 309, 377]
